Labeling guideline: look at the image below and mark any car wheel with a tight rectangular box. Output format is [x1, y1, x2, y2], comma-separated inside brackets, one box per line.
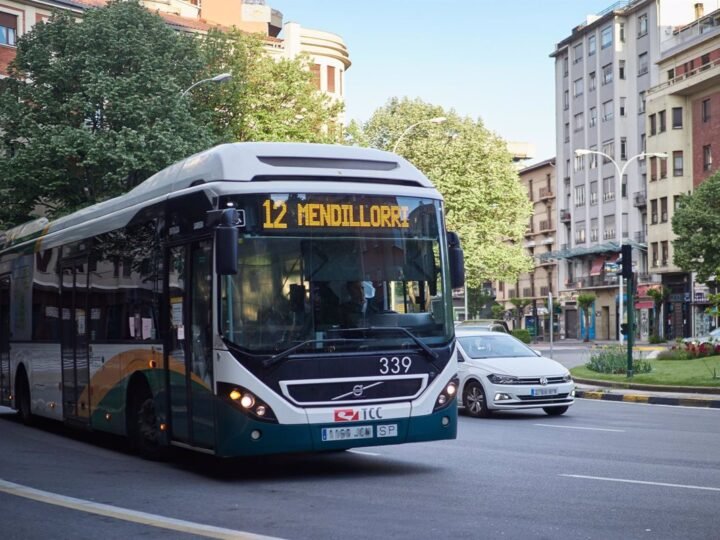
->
[463, 381, 491, 418]
[543, 406, 569, 416]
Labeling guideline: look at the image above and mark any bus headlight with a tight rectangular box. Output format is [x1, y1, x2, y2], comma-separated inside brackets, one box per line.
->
[434, 376, 459, 412]
[218, 382, 277, 423]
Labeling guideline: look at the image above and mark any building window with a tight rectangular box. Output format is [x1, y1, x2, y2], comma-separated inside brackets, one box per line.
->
[590, 218, 598, 241]
[602, 100, 614, 122]
[601, 25, 613, 49]
[672, 107, 682, 129]
[573, 78, 584, 97]
[0, 12, 17, 46]
[639, 91, 646, 114]
[590, 181, 598, 205]
[589, 71, 596, 91]
[649, 156, 657, 181]
[310, 64, 321, 90]
[574, 43, 583, 63]
[701, 53, 710, 67]
[638, 13, 648, 37]
[659, 156, 667, 179]
[619, 23, 625, 43]
[564, 122, 569, 142]
[619, 60, 626, 80]
[574, 112, 584, 132]
[564, 90, 569, 110]
[604, 215, 616, 240]
[661, 241, 669, 266]
[658, 110, 666, 133]
[589, 149, 598, 169]
[649, 114, 656, 135]
[651, 242, 659, 266]
[660, 197, 668, 222]
[704, 145, 712, 171]
[588, 34, 596, 56]
[702, 98, 711, 122]
[602, 140, 614, 162]
[574, 153, 585, 170]
[620, 97, 626, 116]
[673, 151, 683, 176]
[575, 185, 586, 207]
[602, 63, 613, 85]
[622, 174, 628, 198]
[667, 68, 675, 81]
[674, 195, 682, 210]
[327, 65, 336, 93]
[589, 107, 597, 127]
[640, 133, 646, 152]
[576, 221, 586, 244]
[620, 137, 627, 160]
[638, 52, 648, 75]
[651, 199, 658, 224]
[602, 176, 615, 202]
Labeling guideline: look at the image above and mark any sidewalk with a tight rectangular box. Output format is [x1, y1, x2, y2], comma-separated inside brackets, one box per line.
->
[574, 380, 720, 409]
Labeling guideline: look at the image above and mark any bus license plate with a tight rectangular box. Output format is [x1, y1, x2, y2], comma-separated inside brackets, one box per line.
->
[322, 425, 373, 442]
[531, 388, 558, 397]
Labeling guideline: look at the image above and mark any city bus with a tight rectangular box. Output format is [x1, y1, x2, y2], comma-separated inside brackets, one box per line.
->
[0, 142, 464, 457]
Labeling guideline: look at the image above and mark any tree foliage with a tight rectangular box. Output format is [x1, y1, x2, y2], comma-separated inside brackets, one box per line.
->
[0, 0, 214, 228]
[347, 98, 533, 287]
[197, 28, 343, 143]
[672, 171, 720, 282]
[577, 292, 597, 342]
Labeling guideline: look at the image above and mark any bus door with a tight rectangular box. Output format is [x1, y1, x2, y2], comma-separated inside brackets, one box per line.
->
[0, 275, 10, 406]
[60, 259, 90, 424]
[167, 240, 215, 450]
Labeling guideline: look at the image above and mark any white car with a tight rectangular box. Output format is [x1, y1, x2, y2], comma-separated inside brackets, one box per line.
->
[456, 329, 575, 418]
[683, 327, 720, 344]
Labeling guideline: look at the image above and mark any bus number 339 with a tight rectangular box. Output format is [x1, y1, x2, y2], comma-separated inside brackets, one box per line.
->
[379, 356, 412, 374]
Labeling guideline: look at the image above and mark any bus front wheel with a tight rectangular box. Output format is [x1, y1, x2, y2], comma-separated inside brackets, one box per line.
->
[127, 378, 165, 460]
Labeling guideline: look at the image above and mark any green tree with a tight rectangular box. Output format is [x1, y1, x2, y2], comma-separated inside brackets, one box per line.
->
[490, 303, 505, 320]
[509, 297, 531, 330]
[0, 0, 214, 227]
[197, 28, 343, 144]
[647, 286, 669, 340]
[347, 97, 533, 287]
[577, 293, 597, 342]
[466, 286, 495, 319]
[672, 172, 720, 282]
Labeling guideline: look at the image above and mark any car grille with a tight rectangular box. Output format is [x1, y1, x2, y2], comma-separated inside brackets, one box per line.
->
[516, 376, 568, 385]
[280, 375, 428, 406]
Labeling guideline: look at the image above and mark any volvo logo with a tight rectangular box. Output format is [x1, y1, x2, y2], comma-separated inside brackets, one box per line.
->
[540, 377, 548, 386]
[332, 381, 384, 401]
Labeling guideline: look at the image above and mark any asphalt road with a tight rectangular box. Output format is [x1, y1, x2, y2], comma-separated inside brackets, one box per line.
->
[1, 399, 719, 540]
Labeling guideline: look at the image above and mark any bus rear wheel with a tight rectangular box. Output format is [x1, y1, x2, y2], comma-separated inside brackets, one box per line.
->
[127, 379, 165, 460]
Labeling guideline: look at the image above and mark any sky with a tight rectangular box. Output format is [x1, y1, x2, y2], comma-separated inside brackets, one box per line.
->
[268, 0, 616, 164]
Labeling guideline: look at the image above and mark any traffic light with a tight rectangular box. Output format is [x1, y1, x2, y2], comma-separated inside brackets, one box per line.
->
[621, 243, 633, 279]
[620, 323, 628, 336]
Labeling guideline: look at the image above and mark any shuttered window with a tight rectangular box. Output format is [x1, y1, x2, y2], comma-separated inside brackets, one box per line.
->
[327, 65, 335, 93]
[0, 12, 17, 46]
[310, 64, 321, 90]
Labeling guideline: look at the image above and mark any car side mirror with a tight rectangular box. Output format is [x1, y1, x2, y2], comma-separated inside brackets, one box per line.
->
[447, 231, 465, 290]
[533, 349, 542, 357]
[216, 208, 239, 275]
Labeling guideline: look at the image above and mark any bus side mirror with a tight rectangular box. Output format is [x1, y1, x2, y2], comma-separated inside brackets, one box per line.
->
[447, 231, 465, 290]
[216, 208, 239, 275]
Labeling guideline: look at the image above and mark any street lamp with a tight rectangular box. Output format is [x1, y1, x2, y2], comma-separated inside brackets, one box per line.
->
[392, 117, 447, 154]
[180, 73, 232, 98]
[573, 148, 667, 347]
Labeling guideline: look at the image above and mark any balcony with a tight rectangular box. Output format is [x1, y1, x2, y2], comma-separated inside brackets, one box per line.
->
[565, 274, 620, 290]
[633, 191, 647, 207]
[539, 187, 554, 200]
[603, 229, 616, 240]
[560, 209, 571, 223]
[539, 219, 554, 231]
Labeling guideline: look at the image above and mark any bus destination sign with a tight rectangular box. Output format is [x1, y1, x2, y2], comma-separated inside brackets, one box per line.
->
[262, 198, 410, 230]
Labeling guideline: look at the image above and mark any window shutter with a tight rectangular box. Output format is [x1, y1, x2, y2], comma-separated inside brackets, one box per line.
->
[0, 13, 17, 29]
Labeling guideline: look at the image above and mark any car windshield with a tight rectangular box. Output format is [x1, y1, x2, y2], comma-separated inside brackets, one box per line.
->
[219, 194, 453, 354]
[457, 333, 535, 359]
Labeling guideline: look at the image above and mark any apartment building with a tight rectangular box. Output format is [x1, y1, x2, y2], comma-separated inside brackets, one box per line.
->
[0, 0, 350, 108]
[550, 0, 700, 340]
[494, 159, 558, 338]
[645, 5, 720, 339]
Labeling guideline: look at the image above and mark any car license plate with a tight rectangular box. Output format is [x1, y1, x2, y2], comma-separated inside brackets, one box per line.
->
[531, 388, 558, 397]
[322, 425, 373, 442]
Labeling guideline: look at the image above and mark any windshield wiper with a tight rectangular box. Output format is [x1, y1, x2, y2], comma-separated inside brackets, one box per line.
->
[262, 338, 364, 368]
[336, 326, 440, 363]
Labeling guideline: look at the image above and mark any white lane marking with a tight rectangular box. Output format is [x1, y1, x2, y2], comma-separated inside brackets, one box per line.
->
[347, 449, 381, 456]
[560, 474, 720, 492]
[0, 478, 282, 540]
[534, 423, 625, 432]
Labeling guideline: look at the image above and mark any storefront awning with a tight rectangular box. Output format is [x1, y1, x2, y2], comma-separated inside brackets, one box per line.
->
[635, 301, 654, 309]
[590, 257, 605, 276]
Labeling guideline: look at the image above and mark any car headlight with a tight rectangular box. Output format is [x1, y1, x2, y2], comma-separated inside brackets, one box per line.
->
[563, 374, 573, 383]
[487, 374, 520, 385]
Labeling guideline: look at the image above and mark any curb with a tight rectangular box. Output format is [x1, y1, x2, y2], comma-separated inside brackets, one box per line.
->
[575, 389, 720, 408]
[573, 377, 720, 394]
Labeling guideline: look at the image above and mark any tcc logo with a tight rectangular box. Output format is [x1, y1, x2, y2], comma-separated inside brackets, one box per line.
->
[333, 407, 383, 422]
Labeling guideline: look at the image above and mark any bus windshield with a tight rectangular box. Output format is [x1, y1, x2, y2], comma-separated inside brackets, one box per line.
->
[219, 194, 452, 354]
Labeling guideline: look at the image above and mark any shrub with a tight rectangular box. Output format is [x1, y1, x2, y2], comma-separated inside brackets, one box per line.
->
[511, 329, 532, 343]
[586, 345, 652, 374]
[648, 335, 666, 344]
[656, 348, 691, 360]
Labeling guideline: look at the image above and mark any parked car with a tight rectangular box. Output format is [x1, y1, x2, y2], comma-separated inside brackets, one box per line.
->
[455, 319, 509, 333]
[683, 327, 720, 344]
[456, 329, 574, 418]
